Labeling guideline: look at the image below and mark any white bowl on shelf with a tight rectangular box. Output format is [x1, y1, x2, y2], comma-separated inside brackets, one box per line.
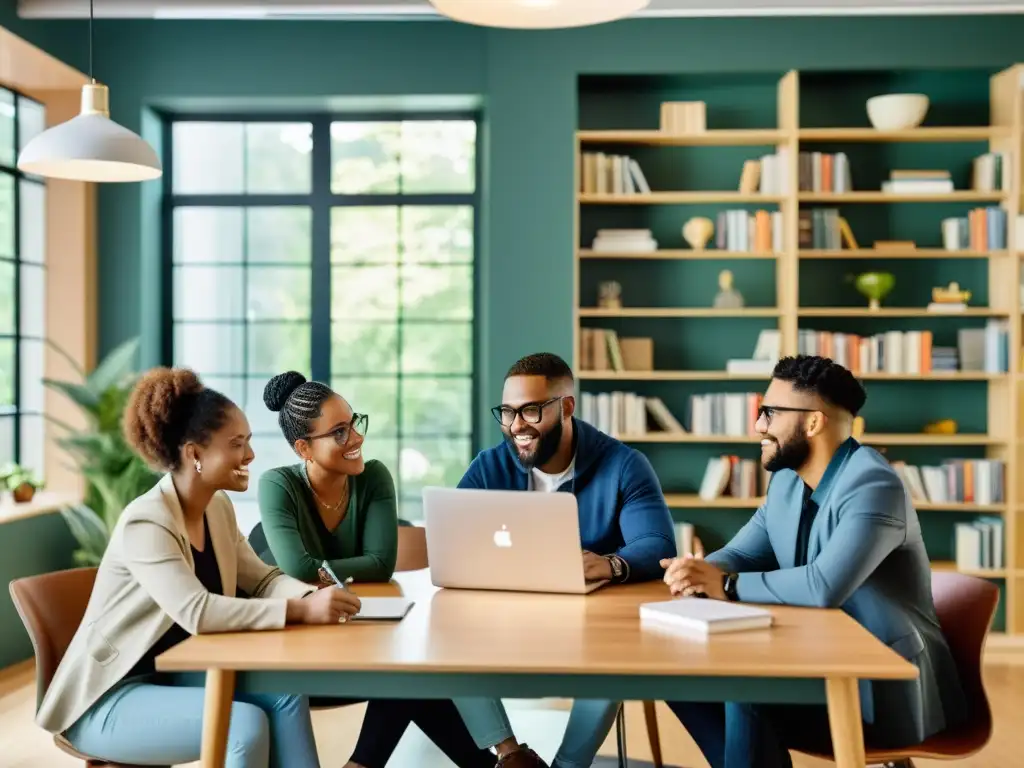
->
[866, 93, 930, 131]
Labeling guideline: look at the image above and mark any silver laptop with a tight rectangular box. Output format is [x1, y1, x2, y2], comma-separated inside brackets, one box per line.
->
[422, 486, 610, 595]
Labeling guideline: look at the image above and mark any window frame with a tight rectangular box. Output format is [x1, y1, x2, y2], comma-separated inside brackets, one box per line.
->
[0, 85, 46, 469]
[161, 111, 483, 509]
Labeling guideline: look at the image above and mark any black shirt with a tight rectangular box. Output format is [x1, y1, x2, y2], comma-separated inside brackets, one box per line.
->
[126, 516, 223, 679]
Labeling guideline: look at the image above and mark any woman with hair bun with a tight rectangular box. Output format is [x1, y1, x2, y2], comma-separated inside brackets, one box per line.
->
[257, 372, 528, 768]
[35, 367, 358, 768]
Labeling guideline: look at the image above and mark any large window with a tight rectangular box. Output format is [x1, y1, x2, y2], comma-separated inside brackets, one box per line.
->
[0, 87, 47, 474]
[167, 116, 478, 527]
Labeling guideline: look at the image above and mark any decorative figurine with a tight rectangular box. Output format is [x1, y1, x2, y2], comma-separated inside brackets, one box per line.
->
[597, 280, 622, 309]
[683, 216, 714, 250]
[853, 271, 895, 311]
[713, 269, 744, 309]
[932, 281, 971, 305]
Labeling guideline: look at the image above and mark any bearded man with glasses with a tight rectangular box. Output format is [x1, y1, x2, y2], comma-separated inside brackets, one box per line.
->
[659, 354, 968, 768]
[447, 352, 676, 768]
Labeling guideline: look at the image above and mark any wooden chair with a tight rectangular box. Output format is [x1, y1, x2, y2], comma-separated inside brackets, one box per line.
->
[9, 567, 163, 768]
[799, 571, 998, 767]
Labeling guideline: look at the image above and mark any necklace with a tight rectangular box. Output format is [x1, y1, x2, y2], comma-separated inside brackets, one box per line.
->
[304, 466, 349, 512]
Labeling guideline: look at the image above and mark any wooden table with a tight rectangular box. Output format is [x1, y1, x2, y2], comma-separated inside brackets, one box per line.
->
[157, 569, 917, 768]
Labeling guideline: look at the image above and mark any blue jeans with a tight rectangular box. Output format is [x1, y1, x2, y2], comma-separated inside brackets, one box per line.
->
[455, 697, 621, 768]
[66, 677, 319, 768]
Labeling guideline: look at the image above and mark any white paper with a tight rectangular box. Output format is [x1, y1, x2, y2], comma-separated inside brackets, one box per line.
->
[350, 597, 414, 621]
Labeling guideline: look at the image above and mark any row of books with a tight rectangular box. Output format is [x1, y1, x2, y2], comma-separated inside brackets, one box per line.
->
[942, 206, 1008, 251]
[580, 152, 651, 195]
[714, 209, 783, 253]
[578, 391, 684, 437]
[697, 455, 771, 501]
[955, 518, 1004, 571]
[579, 328, 656, 372]
[892, 458, 1005, 506]
[798, 208, 851, 250]
[797, 324, 1009, 374]
[689, 392, 763, 437]
[971, 152, 1010, 193]
[880, 169, 953, 194]
[797, 151, 852, 193]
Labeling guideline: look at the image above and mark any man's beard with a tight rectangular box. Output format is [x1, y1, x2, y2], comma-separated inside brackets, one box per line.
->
[763, 430, 811, 473]
[505, 419, 564, 469]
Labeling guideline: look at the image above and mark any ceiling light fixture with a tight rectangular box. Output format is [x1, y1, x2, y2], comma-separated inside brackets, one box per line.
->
[428, 0, 650, 29]
[17, 0, 162, 182]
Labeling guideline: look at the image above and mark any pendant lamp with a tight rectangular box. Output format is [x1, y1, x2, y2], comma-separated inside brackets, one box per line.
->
[429, 0, 650, 29]
[17, 0, 161, 182]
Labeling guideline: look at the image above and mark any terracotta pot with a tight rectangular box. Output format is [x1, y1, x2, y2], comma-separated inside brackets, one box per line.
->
[12, 483, 36, 503]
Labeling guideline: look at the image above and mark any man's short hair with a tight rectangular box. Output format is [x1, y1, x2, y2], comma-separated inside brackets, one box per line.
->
[771, 355, 867, 417]
[505, 352, 575, 383]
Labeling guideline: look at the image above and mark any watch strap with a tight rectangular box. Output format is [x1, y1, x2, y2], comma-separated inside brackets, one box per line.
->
[722, 571, 739, 601]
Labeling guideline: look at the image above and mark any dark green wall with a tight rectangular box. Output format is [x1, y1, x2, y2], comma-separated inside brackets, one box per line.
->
[0, 512, 76, 667]
[6, 13, 1024, 442]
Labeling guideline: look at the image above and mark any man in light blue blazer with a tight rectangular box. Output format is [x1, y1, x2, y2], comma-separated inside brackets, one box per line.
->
[661, 355, 967, 768]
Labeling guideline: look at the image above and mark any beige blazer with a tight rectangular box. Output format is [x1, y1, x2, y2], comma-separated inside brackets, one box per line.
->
[37, 473, 314, 735]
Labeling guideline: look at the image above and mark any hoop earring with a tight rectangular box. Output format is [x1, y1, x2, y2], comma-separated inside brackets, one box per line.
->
[194, 459, 202, 474]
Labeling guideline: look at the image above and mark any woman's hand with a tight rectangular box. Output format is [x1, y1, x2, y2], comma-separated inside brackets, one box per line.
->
[287, 586, 361, 624]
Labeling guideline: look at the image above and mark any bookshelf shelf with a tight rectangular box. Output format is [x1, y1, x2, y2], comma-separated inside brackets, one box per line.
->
[574, 65, 1023, 635]
[579, 192, 787, 205]
[798, 127, 1005, 143]
[799, 249, 1005, 259]
[579, 249, 780, 260]
[580, 307, 779, 318]
[578, 129, 786, 146]
[797, 307, 1005, 317]
[798, 191, 1006, 203]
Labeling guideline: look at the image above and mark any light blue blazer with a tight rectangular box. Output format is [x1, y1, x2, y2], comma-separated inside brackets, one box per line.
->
[707, 438, 967, 746]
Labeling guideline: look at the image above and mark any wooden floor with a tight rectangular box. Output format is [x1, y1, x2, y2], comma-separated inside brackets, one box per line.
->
[1, 661, 1021, 767]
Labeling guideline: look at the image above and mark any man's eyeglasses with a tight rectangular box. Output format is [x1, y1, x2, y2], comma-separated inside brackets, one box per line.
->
[308, 413, 369, 445]
[757, 405, 816, 426]
[491, 397, 563, 427]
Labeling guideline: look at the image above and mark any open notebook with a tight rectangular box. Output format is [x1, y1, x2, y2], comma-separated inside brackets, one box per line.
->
[639, 597, 773, 635]
[350, 597, 415, 621]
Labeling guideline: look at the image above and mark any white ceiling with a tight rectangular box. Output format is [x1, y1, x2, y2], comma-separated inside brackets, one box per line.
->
[17, 0, 1024, 18]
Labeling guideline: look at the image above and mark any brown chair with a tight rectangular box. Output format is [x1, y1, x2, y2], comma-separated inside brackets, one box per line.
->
[396, 525, 429, 572]
[800, 570, 998, 767]
[9, 567, 161, 768]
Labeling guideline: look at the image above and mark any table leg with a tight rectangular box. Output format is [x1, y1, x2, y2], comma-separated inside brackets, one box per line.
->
[200, 668, 236, 768]
[825, 677, 866, 768]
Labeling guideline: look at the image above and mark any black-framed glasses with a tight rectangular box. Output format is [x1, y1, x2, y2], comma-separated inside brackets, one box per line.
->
[308, 413, 369, 445]
[491, 397, 562, 427]
[757, 405, 816, 426]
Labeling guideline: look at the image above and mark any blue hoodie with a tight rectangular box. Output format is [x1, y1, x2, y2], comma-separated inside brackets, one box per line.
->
[458, 417, 677, 582]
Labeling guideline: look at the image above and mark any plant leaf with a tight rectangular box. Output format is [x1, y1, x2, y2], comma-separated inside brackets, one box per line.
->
[60, 504, 110, 565]
[86, 337, 140, 394]
[41, 379, 102, 416]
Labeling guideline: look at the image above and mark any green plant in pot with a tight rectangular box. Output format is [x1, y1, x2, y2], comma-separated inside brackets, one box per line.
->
[43, 337, 161, 566]
[0, 462, 44, 503]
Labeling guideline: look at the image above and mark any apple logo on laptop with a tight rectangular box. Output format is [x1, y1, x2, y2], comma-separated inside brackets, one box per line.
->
[493, 525, 512, 548]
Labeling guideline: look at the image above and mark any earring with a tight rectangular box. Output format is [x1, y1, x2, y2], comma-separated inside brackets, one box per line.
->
[194, 459, 202, 474]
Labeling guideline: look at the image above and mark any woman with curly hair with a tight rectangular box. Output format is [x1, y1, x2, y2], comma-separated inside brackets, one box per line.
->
[34, 367, 356, 768]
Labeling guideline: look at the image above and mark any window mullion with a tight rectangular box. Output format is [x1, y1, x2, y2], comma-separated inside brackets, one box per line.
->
[310, 116, 332, 383]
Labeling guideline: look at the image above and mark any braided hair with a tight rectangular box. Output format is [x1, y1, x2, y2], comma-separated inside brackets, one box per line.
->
[263, 371, 335, 448]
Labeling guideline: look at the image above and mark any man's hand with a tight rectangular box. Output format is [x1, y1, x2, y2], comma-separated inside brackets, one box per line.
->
[659, 554, 726, 600]
[582, 550, 613, 582]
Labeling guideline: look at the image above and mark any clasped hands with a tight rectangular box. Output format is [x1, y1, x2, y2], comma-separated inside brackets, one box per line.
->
[659, 537, 727, 600]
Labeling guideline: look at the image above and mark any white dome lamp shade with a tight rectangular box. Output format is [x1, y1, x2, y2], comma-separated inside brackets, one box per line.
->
[429, 0, 650, 29]
[16, 0, 161, 183]
[18, 82, 162, 182]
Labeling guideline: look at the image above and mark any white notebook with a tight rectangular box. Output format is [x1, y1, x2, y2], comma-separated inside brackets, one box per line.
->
[350, 597, 414, 621]
[639, 598, 773, 635]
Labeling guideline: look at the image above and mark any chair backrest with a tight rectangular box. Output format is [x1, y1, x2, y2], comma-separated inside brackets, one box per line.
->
[930, 570, 998, 741]
[9, 567, 98, 709]
[248, 521, 271, 564]
[396, 525, 428, 572]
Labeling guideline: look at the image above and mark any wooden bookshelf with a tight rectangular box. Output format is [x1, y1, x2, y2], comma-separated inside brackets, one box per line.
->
[573, 66, 1023, 636]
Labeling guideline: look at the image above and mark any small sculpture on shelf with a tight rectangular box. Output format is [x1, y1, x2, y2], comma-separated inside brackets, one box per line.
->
[683, 216, 714, 250]
[853, 271, 895, 311]
[932, 281, 971, 306]
[597, 280, 622, 309]
[713, 269, 744, 309]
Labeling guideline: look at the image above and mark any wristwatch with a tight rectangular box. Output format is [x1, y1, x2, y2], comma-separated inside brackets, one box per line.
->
[722, 571, 739, 601]
[606, 554, 626, 582]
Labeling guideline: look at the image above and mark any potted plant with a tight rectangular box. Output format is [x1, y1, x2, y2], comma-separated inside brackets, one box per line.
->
[43, 337, 161, 566]
[0, 462, 44, 503]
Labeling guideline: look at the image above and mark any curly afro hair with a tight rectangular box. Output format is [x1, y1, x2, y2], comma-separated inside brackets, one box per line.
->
[771, 355, 867, 416]
[123, 367, 235, 471]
